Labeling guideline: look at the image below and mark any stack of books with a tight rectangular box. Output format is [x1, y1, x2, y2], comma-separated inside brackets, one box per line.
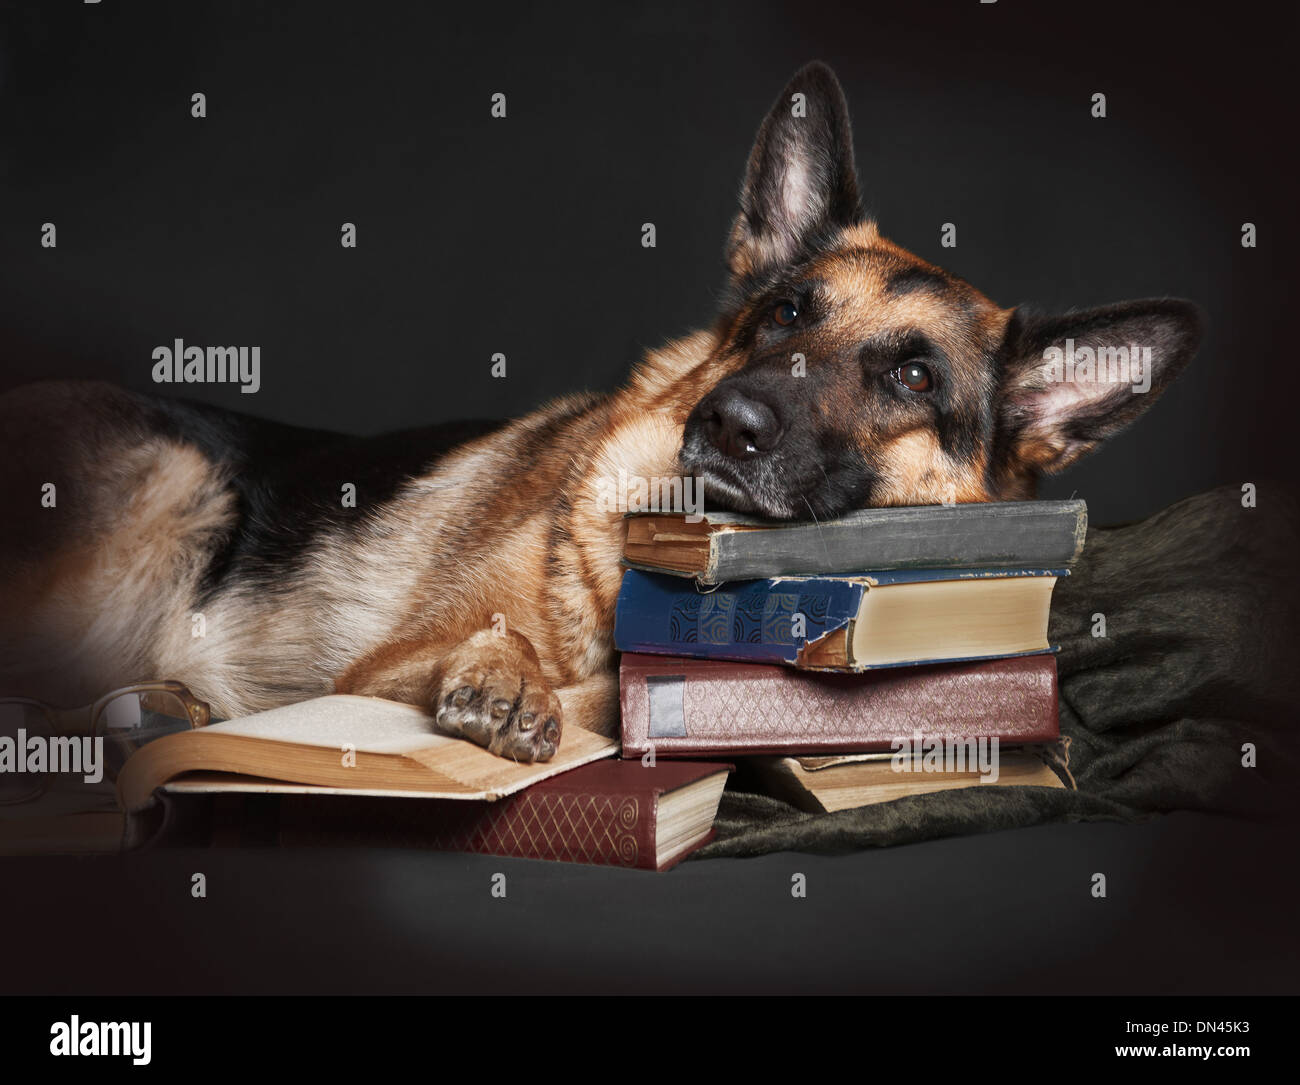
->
[5, 500, 1086, 871]
[613, 500, 1087, 812]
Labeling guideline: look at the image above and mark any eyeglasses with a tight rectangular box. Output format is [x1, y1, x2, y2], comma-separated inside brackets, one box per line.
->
[0, 681, 210, 805]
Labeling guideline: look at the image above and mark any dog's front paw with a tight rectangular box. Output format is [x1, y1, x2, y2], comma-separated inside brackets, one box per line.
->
[429, 629, 562, 762]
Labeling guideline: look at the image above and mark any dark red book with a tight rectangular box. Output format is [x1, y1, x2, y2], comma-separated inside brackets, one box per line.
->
[620, 652, 1059, 757]
[267, 759, 732, 871]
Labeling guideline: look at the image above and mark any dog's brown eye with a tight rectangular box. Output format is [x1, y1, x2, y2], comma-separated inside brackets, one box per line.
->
[894, 362, 932, 393]
[773, 301, 798, 326]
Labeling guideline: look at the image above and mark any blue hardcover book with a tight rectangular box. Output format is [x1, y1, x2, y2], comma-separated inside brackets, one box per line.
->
[613, 567, 1066, 672]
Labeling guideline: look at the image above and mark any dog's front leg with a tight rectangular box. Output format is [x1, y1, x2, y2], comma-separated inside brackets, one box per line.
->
[336, 629, 563, 763]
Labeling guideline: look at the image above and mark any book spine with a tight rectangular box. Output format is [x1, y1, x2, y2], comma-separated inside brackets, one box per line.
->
[620, 653, 1060, 756]
[614, 569, 863, 665]
[708, 500, 1087, 582]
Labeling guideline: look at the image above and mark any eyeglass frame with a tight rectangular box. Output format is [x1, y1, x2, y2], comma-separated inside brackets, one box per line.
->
[0, 680, 211, 805]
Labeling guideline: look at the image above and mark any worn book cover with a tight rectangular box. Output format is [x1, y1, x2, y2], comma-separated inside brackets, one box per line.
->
[623, 499, 1087, 582]
[615, 566, 1063, 670]
[619, 652, 1060, 757]
[145, 760, 732, 871]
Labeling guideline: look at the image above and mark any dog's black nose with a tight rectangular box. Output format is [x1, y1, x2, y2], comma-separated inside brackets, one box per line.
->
[703, 387, 782, 458]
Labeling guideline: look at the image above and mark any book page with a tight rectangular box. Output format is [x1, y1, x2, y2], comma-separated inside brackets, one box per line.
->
[210, 695, 451, 754]
[176, 693, 620, 800]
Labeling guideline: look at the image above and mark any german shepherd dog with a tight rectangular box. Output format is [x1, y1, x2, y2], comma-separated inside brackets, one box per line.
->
[0, 63, 1201, 762]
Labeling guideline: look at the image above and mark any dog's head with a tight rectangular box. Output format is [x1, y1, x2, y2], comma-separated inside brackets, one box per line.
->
[679, 62, 1202, 519]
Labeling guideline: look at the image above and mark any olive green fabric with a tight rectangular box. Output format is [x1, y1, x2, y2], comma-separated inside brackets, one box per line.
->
[694, 486, 1300, 858]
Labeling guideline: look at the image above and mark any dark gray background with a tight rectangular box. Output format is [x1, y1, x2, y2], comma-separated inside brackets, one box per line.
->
[2, 811, 1296, 995]
[0, 0, 1295, 524]
[1, 1, 1296, 996]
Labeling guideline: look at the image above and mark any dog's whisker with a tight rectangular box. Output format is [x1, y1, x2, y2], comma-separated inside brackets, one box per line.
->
[801, 492, 832, 569]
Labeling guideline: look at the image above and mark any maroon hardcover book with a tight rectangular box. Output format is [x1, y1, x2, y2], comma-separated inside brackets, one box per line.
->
[619, 652, 1059, 757]
[267, 758, 732, 871]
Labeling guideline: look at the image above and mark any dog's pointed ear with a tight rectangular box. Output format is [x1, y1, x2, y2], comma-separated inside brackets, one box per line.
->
[726, 62, 863, 283]
[997, 298, 1203, 474]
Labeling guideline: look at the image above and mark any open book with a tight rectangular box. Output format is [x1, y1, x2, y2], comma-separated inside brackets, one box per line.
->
[116, 693, 618, 812]
[751, 742, 1074, 813]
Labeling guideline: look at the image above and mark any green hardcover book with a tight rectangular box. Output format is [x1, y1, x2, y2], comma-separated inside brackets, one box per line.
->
[622, 499, 1087, 583]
